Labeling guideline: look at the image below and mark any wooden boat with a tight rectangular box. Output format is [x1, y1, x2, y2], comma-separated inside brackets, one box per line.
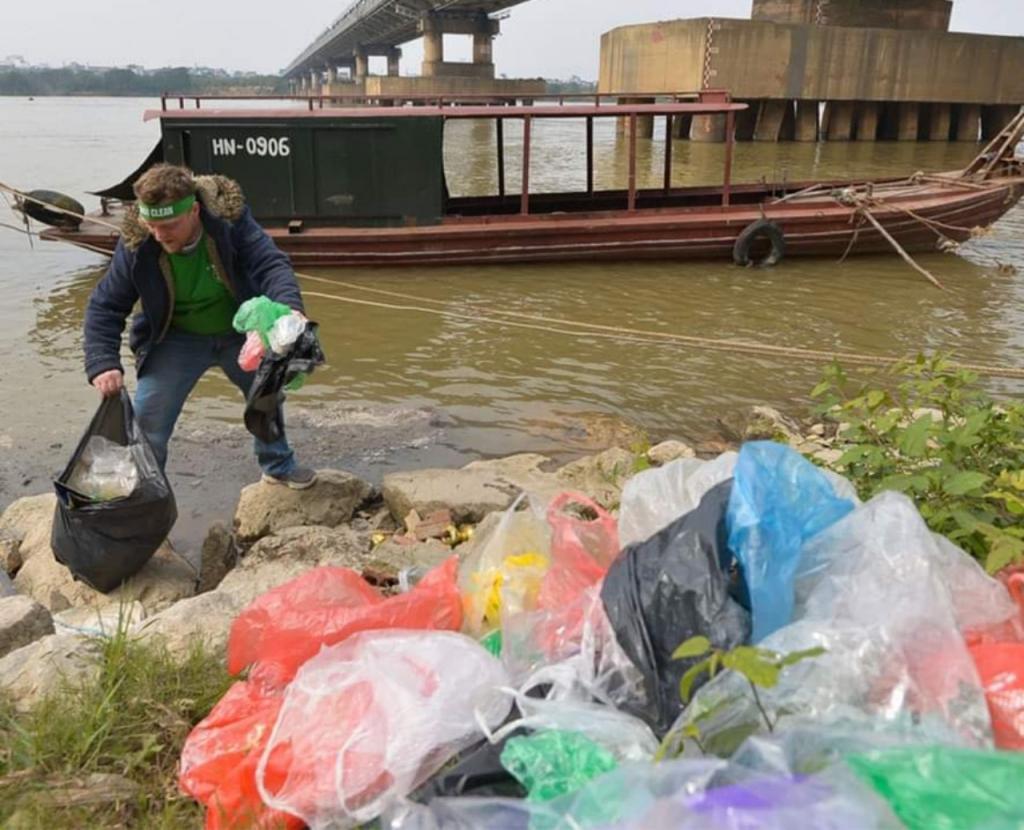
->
[37, 91, 1024, 267]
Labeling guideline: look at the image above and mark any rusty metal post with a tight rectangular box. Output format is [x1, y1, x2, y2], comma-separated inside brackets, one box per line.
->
[628, 113, 638, 211]
[663, 113, 673, 193]
[497, 118, 505, 199]
[520, 116, 531, 215]
[586, 116, 594, 196]
[722, 110, 735, 206]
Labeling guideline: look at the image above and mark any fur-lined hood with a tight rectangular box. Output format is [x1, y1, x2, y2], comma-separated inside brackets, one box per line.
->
[120, 174, 245, 251]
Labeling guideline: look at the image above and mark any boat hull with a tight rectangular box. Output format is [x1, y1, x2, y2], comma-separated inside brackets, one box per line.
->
[42, 178, 1023, 268]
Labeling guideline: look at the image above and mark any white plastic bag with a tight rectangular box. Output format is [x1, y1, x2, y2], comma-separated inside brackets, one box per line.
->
[618, 453, 738, 548]
[256, 629, 512, 829]
[65, 435, 138, 500]
[267, 312, 307, 354]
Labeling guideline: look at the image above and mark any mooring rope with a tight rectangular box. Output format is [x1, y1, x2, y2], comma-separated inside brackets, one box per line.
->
[4, 182, 1024, 380]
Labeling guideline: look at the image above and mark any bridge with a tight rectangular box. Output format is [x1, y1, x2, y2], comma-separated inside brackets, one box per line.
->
[283, 0, 542, 98]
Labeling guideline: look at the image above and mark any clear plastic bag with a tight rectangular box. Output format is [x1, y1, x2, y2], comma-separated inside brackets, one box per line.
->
[618, 452, 738, 548]
[256, 629, 512, 829]
[678, 492, 993, 756]
[268, 312, 307, 354]
[66, 435, 139, 501]
[726, 441, 855, 642]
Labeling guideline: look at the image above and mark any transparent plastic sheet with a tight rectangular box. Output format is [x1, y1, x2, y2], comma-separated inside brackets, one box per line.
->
[227, 557, 463, 685]
[458, 493, 552, 638]
[500, 730, 618, 802]
[618, 453, 738, 549]
[383, 759, 726, 830]
[179, 680, 302, 830]
[66, 435, 139, 501]
[727, 442, 855, 642]
[846, 745, 1024, 830]
[677, 493, 993, 756]
[601, 479, 751, 734]
[256, 629, 512, 829]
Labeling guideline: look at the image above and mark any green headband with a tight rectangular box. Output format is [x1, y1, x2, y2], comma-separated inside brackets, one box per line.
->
[138, 193, 195, 221]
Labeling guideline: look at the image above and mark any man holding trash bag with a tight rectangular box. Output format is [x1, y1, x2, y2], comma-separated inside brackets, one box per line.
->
[83, 163, 317, 489]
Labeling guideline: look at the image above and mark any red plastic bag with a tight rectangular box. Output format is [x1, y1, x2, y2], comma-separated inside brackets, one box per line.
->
[238, 330, 266, 372]
[970, 642, 1024, 750]
[537, 492, 619, 612]
[179, 680, 302, 830]
[227, 557, 463, 683]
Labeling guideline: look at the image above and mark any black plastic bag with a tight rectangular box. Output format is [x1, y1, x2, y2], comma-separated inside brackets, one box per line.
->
[414, 731, 528, 802]
[600, 480, 751, 734]
[51, 389, 177, 592]
[244, 322, 325, 443]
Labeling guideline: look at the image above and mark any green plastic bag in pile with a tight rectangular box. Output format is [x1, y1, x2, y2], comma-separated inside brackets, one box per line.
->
[501, 730, 618, 803]
[845, 745, 1024, 830]
[233, 296, 293, 346]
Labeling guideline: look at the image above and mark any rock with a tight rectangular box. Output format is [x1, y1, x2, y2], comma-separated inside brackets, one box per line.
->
[811, 447, 845, 466]
[218, 525, 371, 607]
[0, 595, 54, 658]
[13, 540, 197, 615]
[809, 423, 826, 438]
[0, 633, 101, 712]
[554, 446, 640, 509]
[646, 440, 696, 466]
[741, 405, 803, 444]
[133, 591, 240, 660]
[381, 454, 554, 525]
[0, 494, 56, 569]
[234, 469, 373, 545]
[53, 602, 146, 638]
[198, 521, 237, 593]
[366, 538, 454, 577]
[0, 528, 21, 574]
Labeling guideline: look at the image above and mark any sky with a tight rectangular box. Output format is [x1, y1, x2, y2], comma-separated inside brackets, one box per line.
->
[3, 0, 1024, 80]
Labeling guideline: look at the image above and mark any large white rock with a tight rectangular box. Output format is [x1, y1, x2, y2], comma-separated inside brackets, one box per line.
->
[53, 602, 146, 638]
[1, 529, 22, 574]
[234, 469, 373, 545]
[218, 524, 371, 607]
[0, 595, 54, 658]
[0, 494, 56, 570]
[0, 633, 101, 712]
[133, 591, 241, 661]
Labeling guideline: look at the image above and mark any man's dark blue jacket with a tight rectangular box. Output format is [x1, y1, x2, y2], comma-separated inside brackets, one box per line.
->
[83, 175, 304, 382]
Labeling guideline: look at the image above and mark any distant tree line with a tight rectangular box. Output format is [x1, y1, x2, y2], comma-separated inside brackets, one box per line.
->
[0, 66, 289, 96]
[544, 76, 598, 95]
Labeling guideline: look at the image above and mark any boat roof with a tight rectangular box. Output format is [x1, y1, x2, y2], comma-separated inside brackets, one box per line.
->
[144, 101, 748, 123]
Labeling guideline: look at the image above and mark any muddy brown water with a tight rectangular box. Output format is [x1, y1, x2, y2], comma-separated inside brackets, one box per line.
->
[2, 97, 1022, 555]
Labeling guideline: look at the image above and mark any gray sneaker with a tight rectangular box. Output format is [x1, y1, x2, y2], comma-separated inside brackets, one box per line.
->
[262, 466, 318, 490]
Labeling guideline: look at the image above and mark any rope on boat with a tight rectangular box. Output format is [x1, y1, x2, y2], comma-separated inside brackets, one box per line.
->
[4, 181, 1024, 380]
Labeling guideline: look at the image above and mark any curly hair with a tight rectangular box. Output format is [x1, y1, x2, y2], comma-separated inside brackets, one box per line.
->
[133, 163, 196, 205]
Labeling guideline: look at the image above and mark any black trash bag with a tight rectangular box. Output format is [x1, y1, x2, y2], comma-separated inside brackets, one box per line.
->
[244, 322, 325, 443]
[51, 389, 177, 593]
[600, 479, 751, 734]
[413, 730, 529, 801]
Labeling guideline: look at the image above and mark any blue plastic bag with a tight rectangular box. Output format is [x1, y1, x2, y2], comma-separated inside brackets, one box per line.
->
[727, 442, 854, 642]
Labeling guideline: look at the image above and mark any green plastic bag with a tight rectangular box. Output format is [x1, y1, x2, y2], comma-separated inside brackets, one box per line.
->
[501, 730, 618, 803]
[846, 746, 1024, 830]
[233, 296, 292, 345]
[480, 629, 503, 658]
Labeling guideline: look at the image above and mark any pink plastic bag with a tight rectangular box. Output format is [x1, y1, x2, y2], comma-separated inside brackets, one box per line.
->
[227, 557, 463, 684]
[238, 330, 265, 372]
[537, 492, 619, 611]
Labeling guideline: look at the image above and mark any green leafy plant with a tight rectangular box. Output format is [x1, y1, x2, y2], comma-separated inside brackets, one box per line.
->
[656, 636, 825, 759]
[811, 354, 1024, 574]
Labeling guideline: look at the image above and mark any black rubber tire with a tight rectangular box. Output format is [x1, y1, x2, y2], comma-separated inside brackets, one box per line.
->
[732, 219, 785, 267]
[21, 190, 84, 230]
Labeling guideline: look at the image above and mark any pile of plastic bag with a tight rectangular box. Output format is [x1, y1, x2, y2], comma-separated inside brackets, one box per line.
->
[178, 440, 1024, 829]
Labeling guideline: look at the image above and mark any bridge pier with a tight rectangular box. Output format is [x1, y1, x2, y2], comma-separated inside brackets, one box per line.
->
[355, 49, 369, 80]
[794, 100, 819, 141]
[420, 12, 499, 79]
[955, 104, 982, 141]
[927, 103, 952, 141]
[855, 102, 880, 140]
[387, 48, 401, 77]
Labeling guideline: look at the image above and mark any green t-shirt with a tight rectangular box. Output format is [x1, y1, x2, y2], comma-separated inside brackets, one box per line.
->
[168, 234, 237, 335]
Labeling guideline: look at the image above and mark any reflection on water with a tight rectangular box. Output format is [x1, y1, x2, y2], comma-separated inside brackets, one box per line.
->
[1, 98, 1023, 506]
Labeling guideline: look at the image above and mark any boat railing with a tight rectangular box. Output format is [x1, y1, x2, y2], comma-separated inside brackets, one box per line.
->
[158, 90, 708, 112]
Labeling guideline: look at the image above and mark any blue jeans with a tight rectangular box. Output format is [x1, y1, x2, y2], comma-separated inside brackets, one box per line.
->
[134, 329, 296, 477]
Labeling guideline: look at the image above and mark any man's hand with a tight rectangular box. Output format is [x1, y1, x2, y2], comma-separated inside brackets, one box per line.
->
[92, 369, 124, 397]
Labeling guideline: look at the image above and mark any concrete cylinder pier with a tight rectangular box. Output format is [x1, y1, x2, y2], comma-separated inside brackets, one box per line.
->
[824, 101, 855, 141]
[897, 102, 921, 141]
[955, 104, 982, 141]
[753, 100, 792, 141]
[928, 103, 952, 141]
[690, 114, 728, 142]
[387, 49, 401, 77]
[794, 100, 819, 141]
[856, 102, 880, 140]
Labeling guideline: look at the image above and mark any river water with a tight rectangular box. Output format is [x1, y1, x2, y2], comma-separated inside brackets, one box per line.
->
[2, 97, 1022, 551]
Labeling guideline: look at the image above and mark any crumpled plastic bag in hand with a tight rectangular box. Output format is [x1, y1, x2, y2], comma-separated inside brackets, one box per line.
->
[268, 312, 307, 354]
[256, 629, 512, 829]
[66, 435, 138, 501]
[237, 330, 266, 372]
